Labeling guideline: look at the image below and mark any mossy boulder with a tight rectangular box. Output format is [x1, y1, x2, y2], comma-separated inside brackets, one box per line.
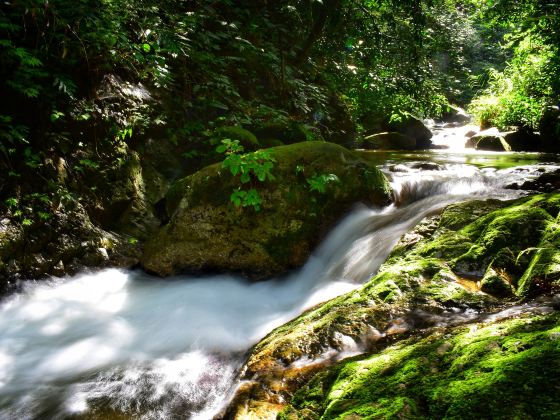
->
[386, 115, 433, 149]
[362, 132, 416, 150]
[226, 194, 560, 418]
[214, 126, 260, 150]
[141, 142, 392, 279]
[252, 122, 320, 145]
[280, 310, 560, 419]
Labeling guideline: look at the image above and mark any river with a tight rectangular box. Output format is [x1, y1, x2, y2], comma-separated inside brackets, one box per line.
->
[0, 127, 559, 419]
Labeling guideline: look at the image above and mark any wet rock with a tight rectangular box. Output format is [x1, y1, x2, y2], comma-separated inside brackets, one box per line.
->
[52, 260, 65, 277]
[474, 135, 511, 152]
[387, 115, 433, 148]
[465, 127, 500, 149]
[480, 268, 515, 298]
[0, 203, 141, 293]
[539, 106, 560, 151]
[502, 130, 541, 152]
[464, 130, 477, 138]
[508, 169, 560, 193]
[410, 162, 443, 171]
[141, 142, 392, 279]
[363, 132, 416, 150]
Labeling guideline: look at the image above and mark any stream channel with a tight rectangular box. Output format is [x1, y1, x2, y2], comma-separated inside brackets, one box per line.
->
[1, 125, 559, 419]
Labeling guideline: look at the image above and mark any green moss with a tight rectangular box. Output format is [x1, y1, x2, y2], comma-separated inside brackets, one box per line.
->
[235, 194, 560, 417]
[284, 312, 560, 419]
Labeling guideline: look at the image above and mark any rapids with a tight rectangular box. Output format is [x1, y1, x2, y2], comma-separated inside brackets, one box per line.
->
[1, 128, 559, 418]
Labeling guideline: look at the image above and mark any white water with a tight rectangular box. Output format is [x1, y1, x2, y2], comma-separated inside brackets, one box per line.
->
[429, 121, 480, 151]
[1, 151, 559, 418]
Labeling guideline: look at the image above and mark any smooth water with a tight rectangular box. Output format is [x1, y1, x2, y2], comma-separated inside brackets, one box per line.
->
[1, 130, 559, 418]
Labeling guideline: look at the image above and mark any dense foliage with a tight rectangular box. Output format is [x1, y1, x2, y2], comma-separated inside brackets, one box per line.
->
[0, 0, 558, 225]
[468, 0, 560, 130]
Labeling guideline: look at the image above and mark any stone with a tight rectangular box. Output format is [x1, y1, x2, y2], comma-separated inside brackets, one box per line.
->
[142, 142, 392, 280]
[474, 135, 511, 152]
[362, 132, 416, 150]
[214, 126, 260, 150]
[386, 115, 433, 148]
[502, 130, 541, 152]
[225, 194, 560, 417]
[480, 268, 515, 298]
[466, 128, 508, 151]
[539, 106, 560, 151]
[410, 162, 443, 171]
[52, 260, 65, 277]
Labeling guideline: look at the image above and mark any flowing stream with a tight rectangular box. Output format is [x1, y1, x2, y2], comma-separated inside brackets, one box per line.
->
[1, 128, 559, 419]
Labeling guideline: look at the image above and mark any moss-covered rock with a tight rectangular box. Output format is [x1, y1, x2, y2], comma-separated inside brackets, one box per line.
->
[252, 122, 320, 145]
[281, 310, 560, 419]
[141, 142, 392, 279]
[226, 194, 560, 418]
[0, 203, 141, 294]
[214, 126, 260, 150]
[86, 150, 166, 240]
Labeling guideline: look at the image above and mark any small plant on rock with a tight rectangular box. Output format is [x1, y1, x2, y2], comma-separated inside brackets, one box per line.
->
[217, 139, 275, 211]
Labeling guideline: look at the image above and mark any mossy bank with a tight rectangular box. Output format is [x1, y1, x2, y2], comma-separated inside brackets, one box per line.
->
[226, 193, 560, 418]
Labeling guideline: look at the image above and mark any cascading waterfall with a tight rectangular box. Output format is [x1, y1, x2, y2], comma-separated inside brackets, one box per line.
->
[1, 148, 559, 418]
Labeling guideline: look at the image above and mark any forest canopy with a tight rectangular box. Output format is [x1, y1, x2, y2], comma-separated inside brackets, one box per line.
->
[0, 0, 559, 224]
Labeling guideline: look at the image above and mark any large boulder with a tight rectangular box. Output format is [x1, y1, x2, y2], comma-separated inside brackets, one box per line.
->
[502, 129, 541, 152]
[475, 135, 511, 151]
[141, 142, 392, 279]
[386, 115, 433, 148]
[362, 132, 416, 150]
[225, 194, 560, 418]
[465, 127, 513, 151]
[539, 106, 560, 151]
